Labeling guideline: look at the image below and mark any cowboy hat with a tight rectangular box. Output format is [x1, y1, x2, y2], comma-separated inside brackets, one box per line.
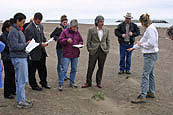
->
[124, 12, 133, 19]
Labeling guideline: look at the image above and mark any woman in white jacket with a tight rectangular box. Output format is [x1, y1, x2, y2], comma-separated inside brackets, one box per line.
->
[128, 13, 159, 103]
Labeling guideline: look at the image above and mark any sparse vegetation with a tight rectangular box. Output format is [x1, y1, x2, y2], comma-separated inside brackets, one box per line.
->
[91, 91, 104, 101]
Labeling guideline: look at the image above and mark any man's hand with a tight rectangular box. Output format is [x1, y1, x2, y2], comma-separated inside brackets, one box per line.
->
[27, 40, 31, 43]
[67, 38, 73, 43]
[122, 34, 126, 38]
[127, 48, 135, 52]
[41, 43, 47, 47]
[129, 32, 133, 36]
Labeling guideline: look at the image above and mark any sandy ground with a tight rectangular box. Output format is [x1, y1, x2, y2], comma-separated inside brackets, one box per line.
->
[0, 23, 173, 115]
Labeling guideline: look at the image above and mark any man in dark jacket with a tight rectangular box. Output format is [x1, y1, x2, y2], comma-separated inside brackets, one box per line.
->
[24, 12, 50, 91]
[114, 12, 140, 74]
[50, 15, 69, 86]
[23, 18, 33, 31]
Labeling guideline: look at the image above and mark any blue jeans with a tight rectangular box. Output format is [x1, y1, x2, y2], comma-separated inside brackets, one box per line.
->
[60, 57, 78, 86]
[140, 53, 158, 98]
[56, 50, 67, 84]
[11, 58, 28, 103]
[119, 42, 133, 71]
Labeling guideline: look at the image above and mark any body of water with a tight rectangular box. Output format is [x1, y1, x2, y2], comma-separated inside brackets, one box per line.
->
[44, 18, 173, 28]
[77, 19, 173, 28]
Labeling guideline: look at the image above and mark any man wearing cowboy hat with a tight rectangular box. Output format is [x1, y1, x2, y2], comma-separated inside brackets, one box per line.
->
[114, 12, 140, 74]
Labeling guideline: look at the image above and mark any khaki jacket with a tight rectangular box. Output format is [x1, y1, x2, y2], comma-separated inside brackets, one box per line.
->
[87, 26, 110, 55]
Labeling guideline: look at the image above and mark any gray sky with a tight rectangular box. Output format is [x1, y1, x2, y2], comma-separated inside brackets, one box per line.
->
[0, 0, 172, 20]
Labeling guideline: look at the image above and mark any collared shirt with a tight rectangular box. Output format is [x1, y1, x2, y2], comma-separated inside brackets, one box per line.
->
[133, 24, 159, 53]
[124, 23, 130, 42]
[33, 21, 40, 31]
[97, 27, 103, 41]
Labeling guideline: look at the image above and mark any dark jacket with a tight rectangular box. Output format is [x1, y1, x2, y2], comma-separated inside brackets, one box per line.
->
[50, 24, 69, 50]
[7, 24, 28, 58]
[59, 28, 83, 58]
[0, 31, 11, 60]
[114, 22, 140, 45]
[24, 22, 47, 61]
[23, 22, 31, 31]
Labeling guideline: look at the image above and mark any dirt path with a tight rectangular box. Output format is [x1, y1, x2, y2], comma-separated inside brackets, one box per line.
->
[0, 23, 173, 115]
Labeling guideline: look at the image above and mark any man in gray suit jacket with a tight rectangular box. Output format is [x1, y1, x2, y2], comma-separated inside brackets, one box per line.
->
[82, 15, 110, 88]
[24, 12, 50, 91]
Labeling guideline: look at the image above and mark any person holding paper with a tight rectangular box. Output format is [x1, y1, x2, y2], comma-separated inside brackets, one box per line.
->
[50, 15, 69, 86]
[24, 12, 51, 91]
[81, 15, 110, 88]
[7, 13, 32, 108]
[59, 19, 83, 91]
[0, 20, 16, 99]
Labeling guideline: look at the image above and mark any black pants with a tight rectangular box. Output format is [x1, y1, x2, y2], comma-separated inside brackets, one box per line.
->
[28, 56, 47, 88]
[86, 47, 107, 85]
[3, 60, 16, 97]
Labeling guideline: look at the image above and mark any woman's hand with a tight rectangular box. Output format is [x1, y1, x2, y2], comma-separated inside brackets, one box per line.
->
[137, 41, 142, 46]
[27, 40, 31, 43]
[127, 48, 135, 52]
[67, 38, 73, 43]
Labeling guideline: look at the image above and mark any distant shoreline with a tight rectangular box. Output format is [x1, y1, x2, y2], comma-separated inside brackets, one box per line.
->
[0, 22, 169, 29]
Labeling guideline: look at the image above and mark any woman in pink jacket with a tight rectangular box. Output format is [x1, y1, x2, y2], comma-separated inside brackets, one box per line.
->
[59, 19, 83, 91]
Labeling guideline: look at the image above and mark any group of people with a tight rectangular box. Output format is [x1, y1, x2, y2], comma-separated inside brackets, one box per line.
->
[0, 12, 51, 108]
[0, 12, 172, 108]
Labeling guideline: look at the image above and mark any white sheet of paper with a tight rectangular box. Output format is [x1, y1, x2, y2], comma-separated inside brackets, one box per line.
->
[45, 38, 54, 45]
[73, 44, 84, 48]
[25, 39, 39, 53]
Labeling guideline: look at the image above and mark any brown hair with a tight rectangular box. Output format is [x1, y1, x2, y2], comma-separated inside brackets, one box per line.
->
[139, 13, 152, 27]
[2, 20, 12, 32]
[61, 15, 68, 22]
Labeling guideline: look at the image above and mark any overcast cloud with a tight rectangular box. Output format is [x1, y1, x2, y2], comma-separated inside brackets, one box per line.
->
[0, 0, 172, 20]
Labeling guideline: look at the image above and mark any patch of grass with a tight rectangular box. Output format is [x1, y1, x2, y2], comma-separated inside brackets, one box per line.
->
[91, 91, 104, 101]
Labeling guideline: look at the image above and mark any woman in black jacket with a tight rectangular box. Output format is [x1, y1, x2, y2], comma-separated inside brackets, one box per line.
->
[0, 20, 16, 99]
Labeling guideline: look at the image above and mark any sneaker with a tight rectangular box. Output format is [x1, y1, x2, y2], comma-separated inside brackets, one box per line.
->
[70, 83, 78, 88]
[17, 101, 32, 109]
[58, 86, 63, 91]
[25, 99, 32, 105]
[131, 95, 146, 104]
[118, 71, 124, 74]
[146, 93, 155, 98]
